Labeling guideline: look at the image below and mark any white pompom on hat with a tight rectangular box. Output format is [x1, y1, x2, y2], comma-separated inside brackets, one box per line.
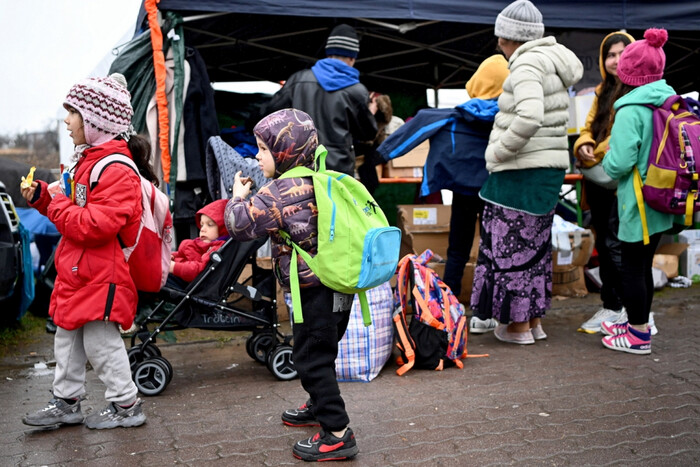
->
[495, 0, 545, 43]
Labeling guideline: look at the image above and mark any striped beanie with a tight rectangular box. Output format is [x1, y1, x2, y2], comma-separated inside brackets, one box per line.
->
[63, 73, 133, 146]
[325, 24, 360, 59]
[495, 0, 544, 43]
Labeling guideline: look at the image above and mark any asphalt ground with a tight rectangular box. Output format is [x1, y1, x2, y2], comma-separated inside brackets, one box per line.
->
[1, 285, 699, 466]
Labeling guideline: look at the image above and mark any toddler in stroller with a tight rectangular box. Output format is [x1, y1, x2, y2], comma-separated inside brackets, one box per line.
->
[129, 200, 294, 396]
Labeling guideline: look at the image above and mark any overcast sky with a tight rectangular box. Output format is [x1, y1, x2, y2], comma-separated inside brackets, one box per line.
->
[0, 0, 143, 135]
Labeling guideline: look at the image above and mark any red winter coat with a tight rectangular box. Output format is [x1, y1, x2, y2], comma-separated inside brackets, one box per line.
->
[171, 238, 225, 282]
[30, 140, 142, 330]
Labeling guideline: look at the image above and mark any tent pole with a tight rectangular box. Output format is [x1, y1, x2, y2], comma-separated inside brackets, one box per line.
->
[145, 0, 172, 194]
[433, 65, 439, 108]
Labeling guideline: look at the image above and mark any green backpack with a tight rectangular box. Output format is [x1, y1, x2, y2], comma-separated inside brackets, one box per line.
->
[278, 146, 401, 326]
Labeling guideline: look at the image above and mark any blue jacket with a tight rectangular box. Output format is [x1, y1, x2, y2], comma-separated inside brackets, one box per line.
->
[376, 98, 499, 196]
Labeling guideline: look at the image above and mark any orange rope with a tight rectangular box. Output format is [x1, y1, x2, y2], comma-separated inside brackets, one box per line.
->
[145, 0, 171, 188]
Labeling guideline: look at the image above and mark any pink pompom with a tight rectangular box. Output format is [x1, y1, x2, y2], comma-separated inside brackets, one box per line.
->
[644, 28, 668, 48]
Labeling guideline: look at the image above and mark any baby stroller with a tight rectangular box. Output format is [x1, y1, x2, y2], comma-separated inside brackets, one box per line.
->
[129, 235, 295, 396]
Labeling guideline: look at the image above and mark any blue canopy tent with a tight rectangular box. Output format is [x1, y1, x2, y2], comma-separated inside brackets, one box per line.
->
[125, 0, 700, 212]
[133, 0, 700, 96]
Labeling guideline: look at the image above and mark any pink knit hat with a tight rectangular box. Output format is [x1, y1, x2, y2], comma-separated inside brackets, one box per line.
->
[617, 28, 668, 86]
[63, 73, 134, 146]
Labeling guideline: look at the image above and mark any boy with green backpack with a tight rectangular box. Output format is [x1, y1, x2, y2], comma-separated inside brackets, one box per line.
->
[225, 108, 399, 461]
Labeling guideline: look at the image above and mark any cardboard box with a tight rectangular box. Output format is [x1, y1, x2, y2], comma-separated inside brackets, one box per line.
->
[552, 229, 594, 297]
[552, 229, 594, 268]
[397, 204, 451, 259]
[677, 229, 700, 245]
[680, 243, 700, 279]
[567, 95, 595, 135]
[653, 243, 688, 279]
[552, 265, 588, 297]
[383, 140, 429, 178]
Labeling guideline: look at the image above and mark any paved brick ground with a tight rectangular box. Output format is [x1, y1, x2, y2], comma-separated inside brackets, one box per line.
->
[2, 286, 700, 465]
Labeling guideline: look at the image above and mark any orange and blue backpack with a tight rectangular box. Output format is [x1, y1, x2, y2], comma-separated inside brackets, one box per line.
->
[392, 250, 486, 376]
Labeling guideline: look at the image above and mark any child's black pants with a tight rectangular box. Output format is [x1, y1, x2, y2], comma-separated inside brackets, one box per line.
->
[293, 284, 352, 432]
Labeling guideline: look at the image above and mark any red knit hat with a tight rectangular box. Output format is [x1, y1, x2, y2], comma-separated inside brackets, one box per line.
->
[617, 28, 668, 86]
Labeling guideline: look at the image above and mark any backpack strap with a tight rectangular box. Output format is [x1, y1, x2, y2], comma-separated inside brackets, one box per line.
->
[393, 256, 416, 375]
[89, 154, 139, 190]
[278, 229, 305, 324]
[88, 154, 142, 250]
[633, 167, 650, 245]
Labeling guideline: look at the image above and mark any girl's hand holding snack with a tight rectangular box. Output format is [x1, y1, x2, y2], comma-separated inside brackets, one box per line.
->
[20, 166, 36, 189]
[19, 166, 38, 201]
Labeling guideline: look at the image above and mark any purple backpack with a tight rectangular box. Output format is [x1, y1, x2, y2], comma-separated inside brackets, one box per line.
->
[633, 95, 700, 244]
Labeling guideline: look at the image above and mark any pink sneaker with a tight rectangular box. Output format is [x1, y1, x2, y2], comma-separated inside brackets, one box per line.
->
[602, 327, 651, 355]
[494, 324, 535, 345]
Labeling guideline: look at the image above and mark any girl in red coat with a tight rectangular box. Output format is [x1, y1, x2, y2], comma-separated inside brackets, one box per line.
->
[21, 73, 158, 430]
[169, 198, 228, 285]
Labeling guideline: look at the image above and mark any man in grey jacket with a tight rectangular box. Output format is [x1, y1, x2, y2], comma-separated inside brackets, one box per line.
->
[262, 24, 378, 176]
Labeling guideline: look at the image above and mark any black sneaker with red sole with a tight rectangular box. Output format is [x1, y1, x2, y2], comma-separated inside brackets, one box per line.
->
[281, 401, 320, 427]
[293, 427, 359, 462]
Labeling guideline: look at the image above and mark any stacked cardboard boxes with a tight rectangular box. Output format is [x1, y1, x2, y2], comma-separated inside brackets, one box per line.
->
[396, 204, 479, 302]
[552, 229, 594, 297]
[382, 140, 429, 178]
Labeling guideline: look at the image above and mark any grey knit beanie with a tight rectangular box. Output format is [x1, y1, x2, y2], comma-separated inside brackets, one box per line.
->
[495, 0, 544, 42]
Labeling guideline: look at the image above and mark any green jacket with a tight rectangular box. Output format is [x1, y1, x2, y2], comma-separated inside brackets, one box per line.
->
[602, 80, 676, 243]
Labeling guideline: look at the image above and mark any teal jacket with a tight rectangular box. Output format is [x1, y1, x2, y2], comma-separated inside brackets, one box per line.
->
[602, 80, 676, 243]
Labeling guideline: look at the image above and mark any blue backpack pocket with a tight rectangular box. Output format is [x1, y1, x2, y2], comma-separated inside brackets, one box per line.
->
[357, 227, 402, 289]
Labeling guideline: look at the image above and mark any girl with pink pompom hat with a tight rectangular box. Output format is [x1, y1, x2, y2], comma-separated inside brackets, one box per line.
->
[598, 28, 677, 355]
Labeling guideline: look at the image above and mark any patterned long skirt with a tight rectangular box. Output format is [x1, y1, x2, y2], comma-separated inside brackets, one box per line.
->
[470, 202, 554, 324]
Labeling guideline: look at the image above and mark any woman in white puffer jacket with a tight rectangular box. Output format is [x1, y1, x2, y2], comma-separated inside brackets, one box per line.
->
[470, 0, 583, 344]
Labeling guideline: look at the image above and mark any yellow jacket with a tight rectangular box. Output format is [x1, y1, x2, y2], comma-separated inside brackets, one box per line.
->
[573, 31, 635, 168]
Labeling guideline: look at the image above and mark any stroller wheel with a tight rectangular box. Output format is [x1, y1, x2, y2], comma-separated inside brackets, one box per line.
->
[266, 344, 297, 381]
[133, 359, 171, 396]
[149, 355, 174, 384]
[127, 343, 161, 373]
[246, 332, 275, 363]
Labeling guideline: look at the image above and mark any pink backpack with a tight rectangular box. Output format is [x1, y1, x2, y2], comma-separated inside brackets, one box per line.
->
[633, 95, 700, 244]
[90, 154, 173, 292]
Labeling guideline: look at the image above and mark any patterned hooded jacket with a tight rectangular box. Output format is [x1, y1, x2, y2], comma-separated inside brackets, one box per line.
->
[224, 109, 321, 290]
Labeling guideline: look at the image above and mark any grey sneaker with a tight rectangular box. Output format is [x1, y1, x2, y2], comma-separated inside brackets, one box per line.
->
[470, 316, 498, 334]
[85, 398, 146, 429]
[23, 397, 84, 427]
[648, 312, 658, 336]
[578, 308, 623, 334]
